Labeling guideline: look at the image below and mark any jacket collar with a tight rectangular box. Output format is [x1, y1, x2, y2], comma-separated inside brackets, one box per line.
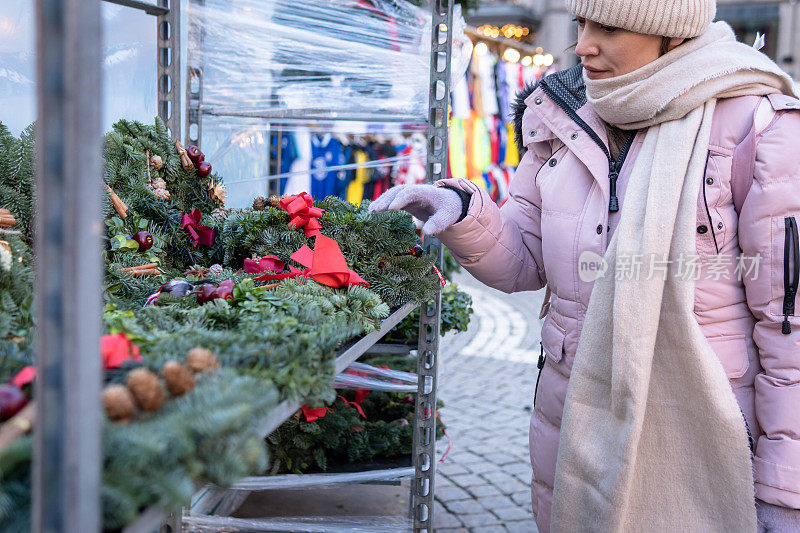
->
[513, 65, 587, 153]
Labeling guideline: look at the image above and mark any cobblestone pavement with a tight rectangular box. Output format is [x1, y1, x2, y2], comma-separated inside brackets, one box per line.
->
[433, 270, 546, 532]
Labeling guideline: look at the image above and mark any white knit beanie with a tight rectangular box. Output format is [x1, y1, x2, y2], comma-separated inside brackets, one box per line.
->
[565, 0, 716, 38]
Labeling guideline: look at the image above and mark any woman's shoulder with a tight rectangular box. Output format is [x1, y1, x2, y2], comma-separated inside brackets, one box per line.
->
[711, 94, 800, 150]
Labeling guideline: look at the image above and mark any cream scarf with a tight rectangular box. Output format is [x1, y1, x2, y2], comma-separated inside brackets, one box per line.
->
[550, 22, 797, 532]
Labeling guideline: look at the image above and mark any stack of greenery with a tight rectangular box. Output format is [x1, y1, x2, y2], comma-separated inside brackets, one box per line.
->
[0, 118, 473, 529]
[267, 351, 448, 475]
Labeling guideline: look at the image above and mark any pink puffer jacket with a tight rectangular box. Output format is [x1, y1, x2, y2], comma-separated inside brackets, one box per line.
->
[437, 65, 800, 532]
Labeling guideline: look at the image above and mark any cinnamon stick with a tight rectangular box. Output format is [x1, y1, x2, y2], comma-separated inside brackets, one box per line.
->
[145, 149, 152, 186]
[175, 140, 193, 170]
[104, 184, 128, 219]
[0, 403, 35, 452]
[129, 268, 162, 277]
[0, 209, 15, 228]
[118, 263, 159, 273]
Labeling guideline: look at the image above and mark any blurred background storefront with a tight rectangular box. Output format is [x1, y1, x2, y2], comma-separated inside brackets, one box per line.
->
[464, 0, 800, 80]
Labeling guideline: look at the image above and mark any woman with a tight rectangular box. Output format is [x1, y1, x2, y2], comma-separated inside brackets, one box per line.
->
[370, 0, 800, 531]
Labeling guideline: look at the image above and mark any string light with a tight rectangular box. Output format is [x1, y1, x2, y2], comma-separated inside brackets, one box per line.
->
[474, 42, 489, 56]
[521, 55, 533, 66]
[543, 54, 554, 67]
[477, 24, 531, 41]
[503, 48, 521, 63]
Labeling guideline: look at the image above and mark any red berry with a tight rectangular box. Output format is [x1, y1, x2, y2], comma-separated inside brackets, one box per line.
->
[196, 161, 212, 179]
[410, 245, 424, 258]
[186, 145, 204, 164]
[212, 285, 233, 300]
[132, 230, 153, 252]
[0, 384, 27, 422]
[196, 284, 216, 304]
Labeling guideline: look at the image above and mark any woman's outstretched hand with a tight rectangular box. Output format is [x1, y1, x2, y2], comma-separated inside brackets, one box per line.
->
[368, 184, 464, 235]
[756, 499, 800, 532]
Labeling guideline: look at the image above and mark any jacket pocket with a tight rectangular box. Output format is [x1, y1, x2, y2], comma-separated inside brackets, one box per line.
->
[706, 334, 750, 379]
[782, 216, 799, 334]
[540, 314, 566, 364]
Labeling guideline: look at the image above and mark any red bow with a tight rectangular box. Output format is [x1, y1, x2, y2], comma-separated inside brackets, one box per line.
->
[255, 235, 369, 288]
[300, 404, 331, 422]
[280, 193, 324, 237]
[338, 394, 367, 419]
[101, 333, 142, 369]
[180, 209, 215, 247]
[243, 255, 284, 274]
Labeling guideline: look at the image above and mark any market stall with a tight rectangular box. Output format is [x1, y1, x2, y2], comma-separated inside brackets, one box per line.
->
[0, 0, 470, 531]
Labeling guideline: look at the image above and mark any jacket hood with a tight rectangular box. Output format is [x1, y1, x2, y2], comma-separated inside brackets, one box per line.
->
[513, 64, 587, 154]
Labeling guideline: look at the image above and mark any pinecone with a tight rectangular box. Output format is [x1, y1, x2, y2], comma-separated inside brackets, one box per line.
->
[210, 207, 229, 222]
[154, 188, 171, 201]
[268, 195, 282, 209]
[151, 177, 167, 189]
[126, 368, 166, 412]
[149, 155, 163, 170]
[102, 384, 136, 422]
[186, 347, 220, 373]
[161, 360, 195, 396]
[252, 196, 267, 211]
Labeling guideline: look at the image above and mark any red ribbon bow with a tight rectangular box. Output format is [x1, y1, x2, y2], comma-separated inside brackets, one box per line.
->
[300, 404, 332, 422]
[338, 394, 367, 419]
[180, 209, 215, 247]
[299, 393, 367, 423]
[280, 192, 324, 237]
[254, 235, 369, 288]
[101, 333, 143, 369]
[243, 255, 285, 275]
[11, 366, 37, 388]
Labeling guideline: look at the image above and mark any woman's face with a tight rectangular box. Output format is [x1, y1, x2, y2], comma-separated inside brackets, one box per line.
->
[574, 17, 683, 79]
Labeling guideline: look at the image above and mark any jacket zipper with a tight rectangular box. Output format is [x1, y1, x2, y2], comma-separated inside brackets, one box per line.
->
[539, 80, 636, 213]
[534, 341, 545, 403]
[701, 151, 720, 254]
[782, 216, 799, 334]
[739, 407, 754, 454]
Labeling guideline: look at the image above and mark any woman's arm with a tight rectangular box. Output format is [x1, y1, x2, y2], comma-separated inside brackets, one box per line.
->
[738, 103, 800, 509]
[435, 147, 548, 294]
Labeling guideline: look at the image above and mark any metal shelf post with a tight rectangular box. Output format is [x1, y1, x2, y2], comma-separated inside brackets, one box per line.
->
[33, 0, 104, 530]
[157, 0, 181, 138]
[412, 1, 454, 531]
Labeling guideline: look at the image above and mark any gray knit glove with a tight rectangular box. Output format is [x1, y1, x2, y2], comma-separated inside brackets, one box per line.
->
[368, 184, 464, 235]
[756, 499, 800, 532]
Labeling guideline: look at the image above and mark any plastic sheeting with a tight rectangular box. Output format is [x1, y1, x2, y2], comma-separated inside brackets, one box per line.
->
[0, 0, 159, 135]
[187, 0, 473, 206]
[188, 0, 433, 121]
[184, 514, 410, 532]
[333, 361, 418, 392]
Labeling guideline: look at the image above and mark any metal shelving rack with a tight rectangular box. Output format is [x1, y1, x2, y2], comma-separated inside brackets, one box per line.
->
[105, 0, 181, 137]
[178, 2, 454, 531]
[32, 0, 453, 531]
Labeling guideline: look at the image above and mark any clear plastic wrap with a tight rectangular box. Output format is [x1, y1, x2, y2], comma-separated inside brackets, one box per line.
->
[0, 1, 158, 135]
[229, 466, 414, 490]
[187, 0, 432, 121]
[450, 4, 473, 86]
[184, 514, 410, 532]
[333, 362, 418, 392]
